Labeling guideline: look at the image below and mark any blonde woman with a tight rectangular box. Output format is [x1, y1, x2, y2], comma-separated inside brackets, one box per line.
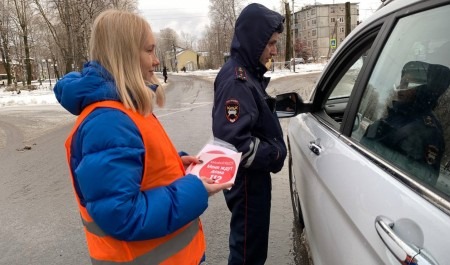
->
[54, 9, 232, 265]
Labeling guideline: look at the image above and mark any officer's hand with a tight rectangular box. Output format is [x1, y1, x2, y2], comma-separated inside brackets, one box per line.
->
[200, 177, 233, 196]
[180, 156, 203, 168]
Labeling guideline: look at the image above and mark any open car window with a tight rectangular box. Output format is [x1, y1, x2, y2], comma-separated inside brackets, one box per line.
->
[322, 46, 373, 127]
[329, 56, 366, 99]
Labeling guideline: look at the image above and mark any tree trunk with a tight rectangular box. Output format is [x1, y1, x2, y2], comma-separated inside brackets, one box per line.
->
[0, 38, 13, 85]
[22, 31, 32, 85]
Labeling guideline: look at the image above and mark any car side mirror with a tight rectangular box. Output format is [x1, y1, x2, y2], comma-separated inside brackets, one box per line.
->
[275, 92, 310, 118]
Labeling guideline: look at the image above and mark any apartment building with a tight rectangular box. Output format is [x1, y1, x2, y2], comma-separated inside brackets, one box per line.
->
[293, 2, 359, 61]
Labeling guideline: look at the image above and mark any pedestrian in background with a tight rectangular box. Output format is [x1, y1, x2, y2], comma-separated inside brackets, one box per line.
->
[211, 3, 287, 265]
[163, 66, 168, 83]
[54, 9, 232, 265]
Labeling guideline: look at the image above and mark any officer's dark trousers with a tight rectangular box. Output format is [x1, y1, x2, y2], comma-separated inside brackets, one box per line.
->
[224, 170, 272, 265]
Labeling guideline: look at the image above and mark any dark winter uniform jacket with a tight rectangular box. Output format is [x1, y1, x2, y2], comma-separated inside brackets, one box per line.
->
[212, 4, 287, 174]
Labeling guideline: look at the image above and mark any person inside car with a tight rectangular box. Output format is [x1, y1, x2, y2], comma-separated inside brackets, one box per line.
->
[361, 61, 450, 186]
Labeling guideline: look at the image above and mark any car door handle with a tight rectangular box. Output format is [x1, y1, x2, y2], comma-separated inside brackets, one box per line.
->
[308, 141, 322, 155]
[375, 216, 438, 265]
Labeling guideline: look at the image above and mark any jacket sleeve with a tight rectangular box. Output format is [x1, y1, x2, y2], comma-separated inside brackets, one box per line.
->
[212, 77, 283, 173]
[72, 109, 208, 241]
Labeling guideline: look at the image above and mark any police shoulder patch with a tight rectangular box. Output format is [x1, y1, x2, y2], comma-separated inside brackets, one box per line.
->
[225, 99, 240, 123]
[423, 115, 436, 127]
[235, 67, 247, 81]
[425, 145, 439, 165]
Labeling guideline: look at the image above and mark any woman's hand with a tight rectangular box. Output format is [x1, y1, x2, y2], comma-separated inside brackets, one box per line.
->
[180, 155, 203, 168]
[200, 177, 233, 196]
[181, 155, 233, 195]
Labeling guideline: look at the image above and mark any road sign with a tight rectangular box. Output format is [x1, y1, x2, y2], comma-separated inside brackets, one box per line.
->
[330, 39, 337, 48]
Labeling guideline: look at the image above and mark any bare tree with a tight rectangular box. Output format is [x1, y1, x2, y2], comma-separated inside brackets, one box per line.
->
[203, 0, 242, 68]
[0, 0, 14, 85]
[109, 0, 136, 9]
[34, 0, 74, 74]
[157, 28, 179, 70]
[205, 0, 288, 68]
[180, 31, 196, 50]
[34, 0, 136, 75]
[295, 40, 310, 61]
[11, 0, 35, 85]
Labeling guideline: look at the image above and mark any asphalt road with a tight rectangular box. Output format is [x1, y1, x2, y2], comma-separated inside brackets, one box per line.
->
[0, 71, 320, 265]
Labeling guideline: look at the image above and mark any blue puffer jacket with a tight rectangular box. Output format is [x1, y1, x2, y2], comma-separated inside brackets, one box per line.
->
[54, 61, 208, 241]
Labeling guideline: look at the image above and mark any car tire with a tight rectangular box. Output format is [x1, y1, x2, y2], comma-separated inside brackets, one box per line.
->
[288, 139, 305, 230]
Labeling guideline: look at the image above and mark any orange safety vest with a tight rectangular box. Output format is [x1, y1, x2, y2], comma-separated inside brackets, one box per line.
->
[65, 101, 206, 265]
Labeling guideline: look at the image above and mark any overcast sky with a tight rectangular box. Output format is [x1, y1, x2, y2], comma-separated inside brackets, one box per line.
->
[138, 0, 382, 38]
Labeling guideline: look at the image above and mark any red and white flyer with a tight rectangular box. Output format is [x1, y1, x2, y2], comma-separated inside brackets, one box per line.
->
[186, 143, 242, 185]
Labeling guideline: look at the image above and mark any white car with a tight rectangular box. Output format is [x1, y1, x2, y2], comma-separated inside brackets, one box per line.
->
[291, 57, 305, 65]
[276, 0, 450, 264]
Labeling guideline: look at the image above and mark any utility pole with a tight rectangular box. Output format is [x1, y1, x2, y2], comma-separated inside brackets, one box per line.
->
[285, 2, 292, 62]
[345, 2, 351, 37]
[292, 0, 296, 72]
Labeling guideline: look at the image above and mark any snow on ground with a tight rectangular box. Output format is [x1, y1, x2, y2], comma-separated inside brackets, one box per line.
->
[0, 63, 326, 108]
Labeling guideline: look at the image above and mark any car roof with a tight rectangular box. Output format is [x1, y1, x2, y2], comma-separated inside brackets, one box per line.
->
[362, 0, 423, 25]
[335, 0, 433, 56]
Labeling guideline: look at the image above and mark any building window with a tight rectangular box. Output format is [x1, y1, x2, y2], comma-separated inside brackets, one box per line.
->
[313, 40, 317, 48]
[312, 29, 316, 36]
[312, 19, 316, 25]
[330, 7, 335, 13]
[339, 17, 344, 23]
[339, 27, 344, 33]
[331, 17, 336, 23]
[311, 8, 316, 15]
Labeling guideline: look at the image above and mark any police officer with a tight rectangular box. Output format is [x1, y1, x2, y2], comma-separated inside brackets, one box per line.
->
[362, 61, 450, 186]
[211, 3, 286, 265]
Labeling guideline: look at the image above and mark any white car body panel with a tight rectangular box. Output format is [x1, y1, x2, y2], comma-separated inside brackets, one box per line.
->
[289, 113, 450, 264]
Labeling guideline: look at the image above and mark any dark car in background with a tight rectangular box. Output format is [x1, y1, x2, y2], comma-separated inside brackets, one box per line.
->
[276, 0, 450, 264]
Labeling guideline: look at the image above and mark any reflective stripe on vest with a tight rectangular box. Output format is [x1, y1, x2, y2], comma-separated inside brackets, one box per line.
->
[89, 220, 200, 265]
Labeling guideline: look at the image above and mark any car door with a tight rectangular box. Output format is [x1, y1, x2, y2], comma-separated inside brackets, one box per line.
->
[290, 2, 450, 265]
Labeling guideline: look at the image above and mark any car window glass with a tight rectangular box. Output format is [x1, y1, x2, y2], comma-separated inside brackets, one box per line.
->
[324, 47, 371, 125]
[351, 5, 450, 198]
[329, 56, 366, 99]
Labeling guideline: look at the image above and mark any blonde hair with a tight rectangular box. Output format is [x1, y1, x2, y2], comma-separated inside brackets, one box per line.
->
[89, 9, 165, 115]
